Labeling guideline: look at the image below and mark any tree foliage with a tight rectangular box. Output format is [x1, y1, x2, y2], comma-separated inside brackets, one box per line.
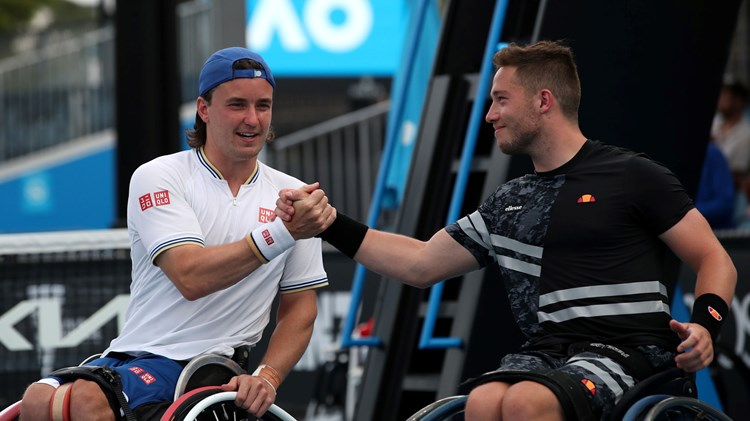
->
[0, 0, 93, 33]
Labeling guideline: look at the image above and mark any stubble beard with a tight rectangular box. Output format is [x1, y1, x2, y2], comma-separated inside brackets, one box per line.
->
[498, 127, 538, 156]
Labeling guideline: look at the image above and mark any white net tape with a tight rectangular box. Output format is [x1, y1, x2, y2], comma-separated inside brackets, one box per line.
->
[0, 228, 130, 255]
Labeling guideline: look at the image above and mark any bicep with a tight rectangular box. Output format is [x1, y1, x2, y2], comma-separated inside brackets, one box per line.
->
[659, 209, 722, 270]
[422, 229, 482, 280]
[659, 208, 736, 301]
[277, 290, 318, 321]
[153, 244, 205, 289]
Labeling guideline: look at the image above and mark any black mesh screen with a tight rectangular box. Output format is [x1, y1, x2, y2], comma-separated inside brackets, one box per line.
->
[0, 247, 131, 408]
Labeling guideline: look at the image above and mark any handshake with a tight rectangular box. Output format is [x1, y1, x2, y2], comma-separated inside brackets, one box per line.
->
[275, 181, 370, 261]
[274, 182, 336, 240]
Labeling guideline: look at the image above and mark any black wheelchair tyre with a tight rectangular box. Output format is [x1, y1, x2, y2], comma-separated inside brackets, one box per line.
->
[406, 396, 468, 421]
[640, 396, 734, 421]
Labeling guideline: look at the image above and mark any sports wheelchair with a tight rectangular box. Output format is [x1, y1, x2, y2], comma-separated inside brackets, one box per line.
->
[405, 367, 734, 421]
[0, 353, 297, 421]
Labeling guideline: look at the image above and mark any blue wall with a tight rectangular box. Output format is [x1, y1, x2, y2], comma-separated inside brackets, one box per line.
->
[0, 146, 116, 233]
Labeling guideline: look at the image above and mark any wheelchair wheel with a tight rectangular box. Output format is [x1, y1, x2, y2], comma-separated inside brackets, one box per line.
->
[406, 395, 467, 421]
[161, 386, 296, 421]
[641, 396, 734, 421]
[0, 401, 20, 421]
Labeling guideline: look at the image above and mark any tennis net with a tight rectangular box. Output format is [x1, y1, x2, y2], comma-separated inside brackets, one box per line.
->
[0, 229, 131, 408]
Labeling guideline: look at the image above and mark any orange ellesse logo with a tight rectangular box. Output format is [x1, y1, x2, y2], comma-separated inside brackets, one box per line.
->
[259, 207, 274, 223]
[577, 194, 596, 203]
[708, 306, 723, 321]
[581, 379, 596, 395]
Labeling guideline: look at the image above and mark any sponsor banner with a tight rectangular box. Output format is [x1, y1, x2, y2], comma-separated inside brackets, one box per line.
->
[3, 232, 748, 412]
[246, 0, 407, 76]
[0, 245, 361, 414]
[679, 236, 750, 370]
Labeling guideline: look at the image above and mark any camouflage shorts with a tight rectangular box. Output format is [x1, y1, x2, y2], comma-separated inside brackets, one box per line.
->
[491, 344, 675, 418]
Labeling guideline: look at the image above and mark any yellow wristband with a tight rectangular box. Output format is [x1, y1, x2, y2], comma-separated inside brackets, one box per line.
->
[246, 234, 269, 264]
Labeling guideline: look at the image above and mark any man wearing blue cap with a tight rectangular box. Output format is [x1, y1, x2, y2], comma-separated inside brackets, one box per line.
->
[19, 47, 335, 420]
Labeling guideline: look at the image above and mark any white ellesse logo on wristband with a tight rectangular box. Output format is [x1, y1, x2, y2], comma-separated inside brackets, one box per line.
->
[708, 306, 723, 321]
[262, 229, 274, 246]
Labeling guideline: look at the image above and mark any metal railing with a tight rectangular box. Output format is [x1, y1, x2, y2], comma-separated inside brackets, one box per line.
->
[0, 27, 115, 161]
[266, 100, 389, 222]
[0, 0, 389, 225]
[0, 0, 215, 163]
[177, 0, 216, 104]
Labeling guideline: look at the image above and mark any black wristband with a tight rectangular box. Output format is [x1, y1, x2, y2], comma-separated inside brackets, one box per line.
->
[317, 212, 369, 259]
[689, 293, 728, 341]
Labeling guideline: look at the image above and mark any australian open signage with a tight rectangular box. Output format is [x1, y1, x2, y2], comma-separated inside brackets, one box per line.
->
[246, 0, 407, 76]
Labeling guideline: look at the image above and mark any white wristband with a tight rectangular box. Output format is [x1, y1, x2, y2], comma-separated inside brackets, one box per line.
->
[248, 218, 295, 263]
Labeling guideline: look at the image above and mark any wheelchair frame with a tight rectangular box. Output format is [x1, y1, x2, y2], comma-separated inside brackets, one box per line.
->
[405, 367, 735, 421]
[0, 354, 300, 421]
[1, 360, 736, 420]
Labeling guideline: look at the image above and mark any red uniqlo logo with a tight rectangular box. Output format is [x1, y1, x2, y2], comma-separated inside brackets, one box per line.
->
[139, 194, 153, 211]
[154, 190, 171, 206]
[262, 229, 274, 246]
[129, 367, 144, 375]
[140, 373, 156, 385]
[259, 207, 274, 223]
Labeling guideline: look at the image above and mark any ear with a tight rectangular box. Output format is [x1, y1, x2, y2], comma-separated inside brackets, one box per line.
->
[538, 89, 554, 114]
[196, 97, 209, 123]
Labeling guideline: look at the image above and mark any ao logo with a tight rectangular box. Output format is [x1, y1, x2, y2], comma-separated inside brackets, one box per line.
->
[247, 0, 373, 53]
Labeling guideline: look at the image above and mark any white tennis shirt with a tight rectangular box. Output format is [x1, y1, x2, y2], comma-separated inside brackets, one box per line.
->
[105, 148, 328, 361]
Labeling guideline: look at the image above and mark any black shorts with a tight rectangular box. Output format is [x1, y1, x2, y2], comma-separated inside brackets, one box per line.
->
[476, 344, 675, 418]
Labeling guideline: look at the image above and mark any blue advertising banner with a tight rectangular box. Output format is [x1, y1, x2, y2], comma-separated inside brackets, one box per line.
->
[0, 134, 116, 233]
[246, 0, 408, 76]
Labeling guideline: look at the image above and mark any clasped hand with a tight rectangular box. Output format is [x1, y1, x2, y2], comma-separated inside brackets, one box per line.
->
[276, 182, 335, 239]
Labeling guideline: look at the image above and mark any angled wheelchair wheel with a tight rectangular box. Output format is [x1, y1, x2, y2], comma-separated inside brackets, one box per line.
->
[173, 354, 245, 400]
[406, 395, 467, 421]
[641, 396, 734, 421]
[161, 386, 296, 421]
[622, 394, 672, 421]
[0, 401, 20, 421]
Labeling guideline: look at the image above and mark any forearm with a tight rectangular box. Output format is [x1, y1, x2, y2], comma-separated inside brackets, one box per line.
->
[355, 230, 441, 288]
[317, 213, 479, 288]
[259, 292, 318, 382]
[157, 240, 265, 300]
[660, 209, 737, 307]
[260, 323, 313, 384]
[693, 247, 737, 306]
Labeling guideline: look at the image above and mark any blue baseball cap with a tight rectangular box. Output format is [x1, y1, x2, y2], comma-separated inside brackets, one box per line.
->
[198, 47, 276, 97]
